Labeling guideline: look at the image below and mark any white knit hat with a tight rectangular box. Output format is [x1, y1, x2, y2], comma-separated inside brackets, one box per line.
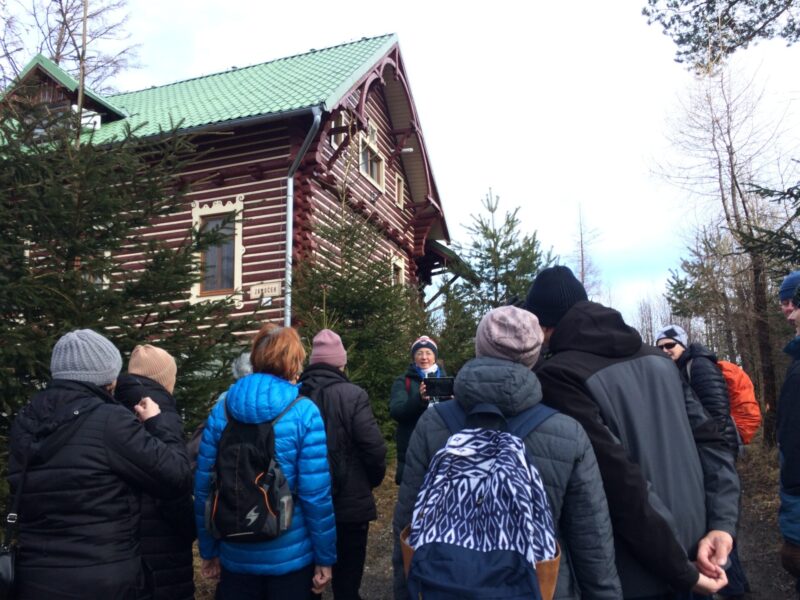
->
[655, 324, 688, 348]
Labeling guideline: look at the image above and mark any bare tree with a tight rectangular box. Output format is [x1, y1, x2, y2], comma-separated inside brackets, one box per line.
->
[0, 0, 137, 92]
[662, 65, 797, 444]
[571, 204, 602, 299]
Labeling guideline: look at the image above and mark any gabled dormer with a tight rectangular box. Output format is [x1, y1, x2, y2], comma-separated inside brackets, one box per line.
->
[5, 54, 127, 126]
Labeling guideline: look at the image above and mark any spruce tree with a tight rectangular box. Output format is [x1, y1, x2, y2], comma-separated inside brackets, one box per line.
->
[292, 200, 429, 436]
[0, 94, 257, 448]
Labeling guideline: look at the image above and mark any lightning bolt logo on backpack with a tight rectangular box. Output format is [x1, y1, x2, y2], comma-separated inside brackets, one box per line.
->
[246, 506, 259, 526]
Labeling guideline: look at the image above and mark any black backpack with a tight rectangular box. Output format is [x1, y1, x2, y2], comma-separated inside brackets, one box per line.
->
[204, 396, 302, 542]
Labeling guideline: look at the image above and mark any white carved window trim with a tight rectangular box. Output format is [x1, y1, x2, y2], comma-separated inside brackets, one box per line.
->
[190, 195, 245, 308]
[391, 254, 406, 285]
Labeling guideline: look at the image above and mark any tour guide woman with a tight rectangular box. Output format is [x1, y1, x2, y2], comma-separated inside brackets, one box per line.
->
[390, 335, 446, 484]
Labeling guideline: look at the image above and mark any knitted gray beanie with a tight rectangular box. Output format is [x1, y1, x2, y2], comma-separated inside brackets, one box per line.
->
[50, 329, 122, 386]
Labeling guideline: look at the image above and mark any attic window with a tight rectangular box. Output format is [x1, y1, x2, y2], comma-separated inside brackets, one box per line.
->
[360, 124, 384, 190]
[72, 105, 101, 130]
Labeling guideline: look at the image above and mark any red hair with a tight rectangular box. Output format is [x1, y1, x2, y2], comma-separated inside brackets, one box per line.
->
[250, 323, 306, 381]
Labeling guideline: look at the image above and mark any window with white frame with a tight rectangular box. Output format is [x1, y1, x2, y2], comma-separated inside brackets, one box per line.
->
[330, 112, 347, 149]
[360, 124, 384, 189]
[395, 174, 404, 209]
[190, 195, 245, 306]
[391, 255, 406, 285]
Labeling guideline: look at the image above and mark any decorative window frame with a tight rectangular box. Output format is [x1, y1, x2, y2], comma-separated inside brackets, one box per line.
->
[190, 195, 246, 308]
[391, 254, 406, 286]
[330, 112, 347, 149]
[395, 174, 405, 209]
[360, 124, 384, 190]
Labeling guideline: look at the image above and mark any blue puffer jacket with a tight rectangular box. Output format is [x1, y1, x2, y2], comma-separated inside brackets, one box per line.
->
[193, 373, 337, 575]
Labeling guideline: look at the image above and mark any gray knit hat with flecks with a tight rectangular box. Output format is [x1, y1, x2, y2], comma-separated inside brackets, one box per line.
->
[50, 329, 122, 386]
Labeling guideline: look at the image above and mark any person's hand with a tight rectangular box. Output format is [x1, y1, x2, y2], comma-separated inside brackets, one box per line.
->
[311, 565, 332, 594]
[696, 530, 733, 575]
[692, 565, 728, 594]
[200, 557, 221, 580]
[134, 396, 161, 422]
[419, 381, 429, 403]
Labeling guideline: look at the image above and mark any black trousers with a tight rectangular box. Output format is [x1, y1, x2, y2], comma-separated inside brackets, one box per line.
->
[331, 521, 370, 600]
[216, 563, 315, 600]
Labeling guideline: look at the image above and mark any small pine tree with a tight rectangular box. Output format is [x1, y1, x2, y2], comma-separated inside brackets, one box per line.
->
[448, 190, 555, 316]
[0, 94, 257, 449]
[292, 200, 429, 438]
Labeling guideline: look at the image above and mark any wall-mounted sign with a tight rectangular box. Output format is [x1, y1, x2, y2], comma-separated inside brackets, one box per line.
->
[250, 281, 282, 299]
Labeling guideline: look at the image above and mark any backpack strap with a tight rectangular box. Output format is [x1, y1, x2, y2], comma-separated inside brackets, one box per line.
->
[435, 400, 557, 439]
[434, 399, 467, 434]
[507, 404, 558, 439]
[223, 394, 304, 427]
[405, 376, 411, 394]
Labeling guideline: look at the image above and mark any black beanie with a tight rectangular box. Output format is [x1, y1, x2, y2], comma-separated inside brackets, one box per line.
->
[524, 265, 588, 327]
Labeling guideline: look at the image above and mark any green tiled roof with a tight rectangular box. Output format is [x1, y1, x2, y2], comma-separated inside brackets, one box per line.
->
[89, 34, 397, 142]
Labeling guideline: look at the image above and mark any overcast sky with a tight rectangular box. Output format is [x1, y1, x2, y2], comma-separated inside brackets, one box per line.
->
[112, 0, 800, 323]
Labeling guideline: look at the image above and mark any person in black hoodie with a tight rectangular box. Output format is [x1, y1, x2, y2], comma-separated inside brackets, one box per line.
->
[115, 344, 195, 600]
[526, 266, 740, 599]
[7, 329, 192, 600]
[299, 329, 387, 600]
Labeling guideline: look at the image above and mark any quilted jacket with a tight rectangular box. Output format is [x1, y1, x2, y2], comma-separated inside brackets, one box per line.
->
[193, 373, 337, 575]
[392, 357, 621, 599]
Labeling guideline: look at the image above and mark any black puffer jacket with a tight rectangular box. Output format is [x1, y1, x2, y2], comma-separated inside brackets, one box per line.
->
[299, 363, 387, 522]
[115, 374, 196, 600]
[677, 343, 740, 458]
[7, 380, 192, 599]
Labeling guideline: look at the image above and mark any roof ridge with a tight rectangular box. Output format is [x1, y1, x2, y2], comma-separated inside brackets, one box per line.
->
[110, 33, 395, 99]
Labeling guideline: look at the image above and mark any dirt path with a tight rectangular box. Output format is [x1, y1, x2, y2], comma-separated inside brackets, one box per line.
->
[196, 449, 794, 599]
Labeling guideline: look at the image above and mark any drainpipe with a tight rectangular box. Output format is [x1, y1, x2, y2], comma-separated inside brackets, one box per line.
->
[284, 105, 322, 327]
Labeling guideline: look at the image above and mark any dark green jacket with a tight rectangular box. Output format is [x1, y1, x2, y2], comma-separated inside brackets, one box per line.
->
[389, 364, 445, 484]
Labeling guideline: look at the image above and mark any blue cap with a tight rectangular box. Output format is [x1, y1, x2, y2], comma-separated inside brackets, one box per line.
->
[780, 271, 800, 301]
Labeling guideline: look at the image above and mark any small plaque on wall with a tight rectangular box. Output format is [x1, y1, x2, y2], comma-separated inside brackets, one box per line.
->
[249, 281, 282, 299]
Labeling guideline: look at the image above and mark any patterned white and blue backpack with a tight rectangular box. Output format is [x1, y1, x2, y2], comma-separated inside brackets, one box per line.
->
[407, 401, 559, 600]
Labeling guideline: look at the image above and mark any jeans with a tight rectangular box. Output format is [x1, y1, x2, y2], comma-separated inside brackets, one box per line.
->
[216, 563, 315, 600]
[719, 543, 750, 596]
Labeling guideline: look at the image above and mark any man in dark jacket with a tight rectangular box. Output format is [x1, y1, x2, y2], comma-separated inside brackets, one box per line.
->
[115, 344, 195, 600]
[656, 324, 740, 458]
[7, 329, 192, 600]
[392, 306, 621, 599]
[778, 285, 800, 594]
[656, 324, 749, 599]
[526, 266, 740, 599]
[299, 329, 387, 600]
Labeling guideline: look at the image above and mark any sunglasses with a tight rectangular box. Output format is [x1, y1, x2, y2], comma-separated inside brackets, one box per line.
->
[657, 341, 678, 351]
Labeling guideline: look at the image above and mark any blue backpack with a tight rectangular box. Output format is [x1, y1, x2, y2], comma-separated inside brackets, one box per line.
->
[407, 401, 558, 600]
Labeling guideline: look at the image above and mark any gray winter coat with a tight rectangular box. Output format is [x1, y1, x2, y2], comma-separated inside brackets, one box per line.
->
[392, 357, 621, 599]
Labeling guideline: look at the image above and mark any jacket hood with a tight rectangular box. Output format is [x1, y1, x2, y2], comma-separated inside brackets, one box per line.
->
[10, 380, 108, 460]
[680, 343, 718, 365]
[454, 356, 542, 417]
[550, 300, 642, 358]
[224, 372, 300, 423]
[299, 363, 348, 394]
[114, 373, 176, 412]
[785, 336, 800, 360]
